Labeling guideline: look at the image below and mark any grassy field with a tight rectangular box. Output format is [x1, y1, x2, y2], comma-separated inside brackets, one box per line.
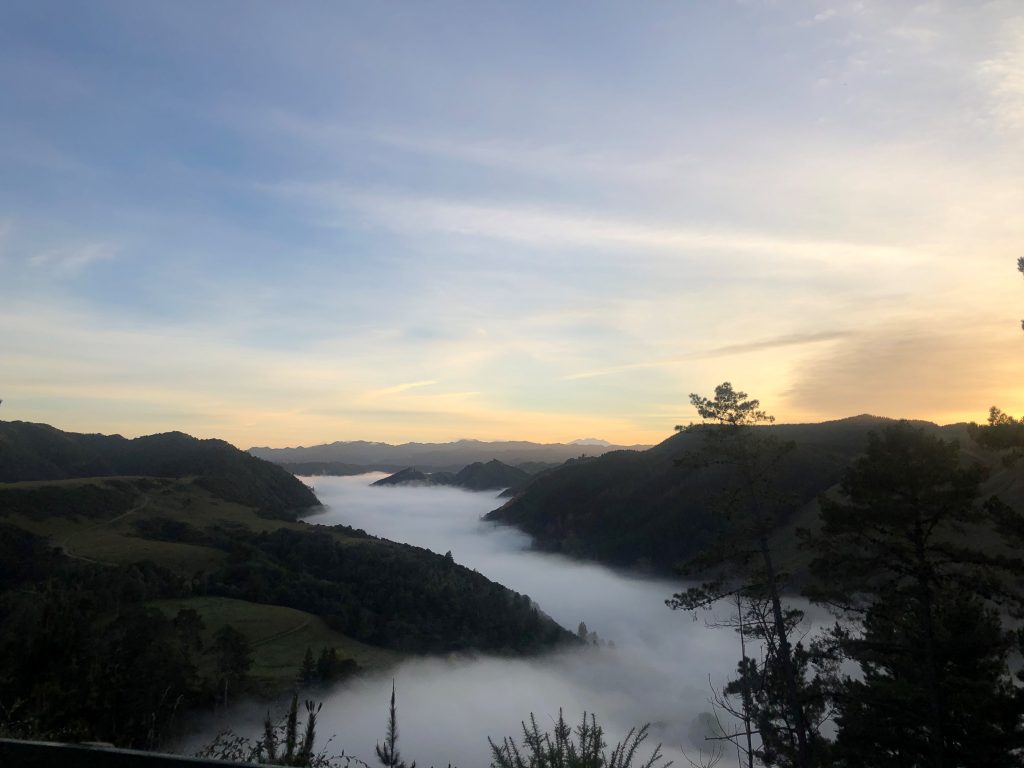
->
[150, 596, 400, 689]
[0, 475, 404, 689]
[1, 475, 364, 569]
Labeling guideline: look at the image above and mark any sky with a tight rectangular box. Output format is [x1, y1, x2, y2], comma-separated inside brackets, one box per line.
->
[1, 0, 1023, 448]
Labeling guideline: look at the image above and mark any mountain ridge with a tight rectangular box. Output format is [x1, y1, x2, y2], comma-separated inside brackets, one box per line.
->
[0, 420, 319, 516]
[250, 438, 651, 474]
[484, 415, 982, 574]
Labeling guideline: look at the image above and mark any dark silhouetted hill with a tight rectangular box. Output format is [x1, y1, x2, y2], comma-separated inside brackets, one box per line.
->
[485, 416, 973, 574]
[454, 459, 531, 491]
[0, 420, 318, 516]
[371, 468, 437, 487]
[370, 460, 532, 491]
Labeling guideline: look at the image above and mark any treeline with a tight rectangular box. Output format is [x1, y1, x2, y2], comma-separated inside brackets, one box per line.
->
[125, 514, 570, 653]
[194, 525, 570, 654]
[140, 524, 569, 655]
[0, 527, 205, 747]
[0, 521, 569, 749]
[668, 385, 1024, 768]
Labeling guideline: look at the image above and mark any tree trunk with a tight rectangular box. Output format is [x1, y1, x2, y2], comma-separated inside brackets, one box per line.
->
[737, 596, 755, 768]
[758, 531, 814, 768]
[915, 520, 944, 768]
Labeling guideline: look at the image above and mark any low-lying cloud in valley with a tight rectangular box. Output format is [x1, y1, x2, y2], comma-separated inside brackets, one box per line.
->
[187, 475, 824, 768]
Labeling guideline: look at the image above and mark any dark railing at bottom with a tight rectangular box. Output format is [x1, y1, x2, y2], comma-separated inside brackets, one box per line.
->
[0, 738, 255, 767]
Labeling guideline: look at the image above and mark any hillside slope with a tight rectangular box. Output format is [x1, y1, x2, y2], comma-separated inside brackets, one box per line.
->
[0, 463, 574, 749]
[0, 424, 573, 658]
[485, 416, 973, 573]
[0, 421, 318, 516]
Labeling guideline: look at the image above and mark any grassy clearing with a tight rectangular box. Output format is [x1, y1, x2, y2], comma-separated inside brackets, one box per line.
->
[3, 475, 366, 571]
[4, 475, 403, 692]
[3, 475, 404, 690]
[74, 533, 227, 572]
[150, 596, 400, 688]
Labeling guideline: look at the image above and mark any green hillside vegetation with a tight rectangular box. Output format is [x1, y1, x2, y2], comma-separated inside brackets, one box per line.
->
[0, 420, 318, 517]
[485, 416, 975, 574]
[149, 596, 398, 687]
[0, 423, 571, 750]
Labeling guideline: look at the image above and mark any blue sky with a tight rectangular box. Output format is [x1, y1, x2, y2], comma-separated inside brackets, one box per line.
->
[2, 1, 1023, 447]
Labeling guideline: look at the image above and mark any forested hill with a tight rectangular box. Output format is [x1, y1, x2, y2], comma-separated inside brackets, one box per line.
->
[371, 459, 532, 491]
[485, 415, 971, 574]
[0, 420, 318, 516]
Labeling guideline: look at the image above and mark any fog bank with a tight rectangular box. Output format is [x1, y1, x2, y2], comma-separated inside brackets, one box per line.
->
[193, 475, 821, 767]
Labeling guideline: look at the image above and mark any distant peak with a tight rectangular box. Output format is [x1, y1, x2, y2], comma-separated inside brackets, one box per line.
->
[570, 438, 611, 446]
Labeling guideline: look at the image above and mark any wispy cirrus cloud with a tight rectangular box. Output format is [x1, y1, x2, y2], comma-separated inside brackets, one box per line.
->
[367, 380, 439, 397]
[563, 330, 851, 380]
[977, 19, 1024, 133]
[290, 185, 927, 268]
[267, 111, 700, 186]
[28, 242, 118, 275]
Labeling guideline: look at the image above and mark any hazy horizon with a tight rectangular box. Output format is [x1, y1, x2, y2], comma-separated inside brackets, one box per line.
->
[0, 409, 977, 453]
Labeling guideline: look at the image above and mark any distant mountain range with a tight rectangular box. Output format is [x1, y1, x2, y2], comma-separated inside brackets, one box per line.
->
[249, 438, 652, 474]
[570, 438, 612, 446]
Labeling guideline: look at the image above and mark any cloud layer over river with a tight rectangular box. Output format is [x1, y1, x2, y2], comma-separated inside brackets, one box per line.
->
[197, 474, 820, 767]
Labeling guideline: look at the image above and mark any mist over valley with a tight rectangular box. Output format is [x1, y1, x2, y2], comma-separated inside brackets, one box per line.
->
[193, 474, 806, 767]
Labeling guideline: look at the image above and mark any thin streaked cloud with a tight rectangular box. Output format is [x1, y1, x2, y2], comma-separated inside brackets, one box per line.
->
[563, 331, 852, 381]
[368, 380, 440, 397]
[977, 20, 1024, 133]
[28, 242, 118, 275]
[300, 187, 929, 266]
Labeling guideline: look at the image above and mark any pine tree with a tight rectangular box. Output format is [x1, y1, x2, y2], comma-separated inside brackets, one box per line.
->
[376, 681, 415, 768]
[209, 624, 253, 708]
[316, 647, 338, 682]
[489, 710, 669, 768]
[298, 647, 316, 685]
[803, 421, 1024, 767]
[831, 592, 1021, 767]
[666, 382, 819, 768]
